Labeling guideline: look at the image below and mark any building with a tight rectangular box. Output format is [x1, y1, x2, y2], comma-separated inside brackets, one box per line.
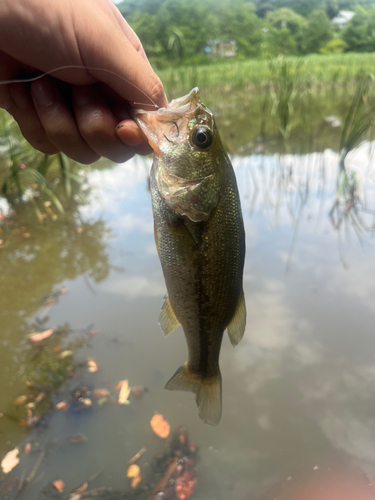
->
[331, 11, 355, 30]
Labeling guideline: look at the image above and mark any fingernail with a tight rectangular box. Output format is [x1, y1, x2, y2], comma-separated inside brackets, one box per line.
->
[32, 79, 54, 107]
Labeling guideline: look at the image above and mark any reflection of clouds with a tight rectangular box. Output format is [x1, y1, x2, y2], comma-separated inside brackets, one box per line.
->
[116, 213, 153, 233]
[101, 275, 165, 298]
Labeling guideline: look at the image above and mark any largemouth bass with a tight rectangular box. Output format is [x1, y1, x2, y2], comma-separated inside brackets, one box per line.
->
[135, 88, 246, 425]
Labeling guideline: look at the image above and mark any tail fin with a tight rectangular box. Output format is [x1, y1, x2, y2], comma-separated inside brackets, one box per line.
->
[165, 364, 222, 425]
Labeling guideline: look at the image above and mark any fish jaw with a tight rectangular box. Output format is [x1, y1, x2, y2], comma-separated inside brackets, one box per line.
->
[133, 87, 214, 163]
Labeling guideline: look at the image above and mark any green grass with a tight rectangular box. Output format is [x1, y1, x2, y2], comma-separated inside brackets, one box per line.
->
[159, 53, 375, 101]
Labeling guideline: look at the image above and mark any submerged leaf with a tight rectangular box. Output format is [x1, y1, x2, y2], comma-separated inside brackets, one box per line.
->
[56, 401, 69, 411]
[69, 434, 88, 443]
[13, 395, 28, 406]
[1, 448, 19, 474]
[150, 413, 170, 439]
[28, 329, 54, 342]
[87, 358, 98, 373]
[118, 380, 131, 405]
[53, 480, 65, 493]
[127, 464, 142, 488]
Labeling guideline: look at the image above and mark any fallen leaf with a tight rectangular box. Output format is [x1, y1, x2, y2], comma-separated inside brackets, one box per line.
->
[69, 434, 88, 443]
[114, 381, 124, 390]
[53, 346, 61, 353]
[87, 358, 98, 373]
[44, 201, 51, 207]
[92, 389, 110, 400]
[127, 465, 141, 478]
[24, 443, 32, 455]
[69, 496, 82, 500]
[150, 413, 170, 439]
[1, 448, 19, 474]
[34, 393, 45, 404]
[60, 350, 73, 359]
[118, 380, 131, 405]
[28, 329, 54, 342]
[97, 397, 108, 406]
[56, 401, 69, 411]
[19, 420, 27, 427]
[23, 232, 31, 238]
[131, 475, 142, 488]
[25, 402, 36, 410]
[13, 395, 28, 406]
[82, 398, 92, 406]
[53, 480, 65, 493]
[60, 287, 69, 294]
[76, 227, 83, 233]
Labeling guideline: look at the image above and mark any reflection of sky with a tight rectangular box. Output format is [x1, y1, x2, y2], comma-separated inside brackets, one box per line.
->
[10, 144, 375, 499]
[79, 145, 375, 473]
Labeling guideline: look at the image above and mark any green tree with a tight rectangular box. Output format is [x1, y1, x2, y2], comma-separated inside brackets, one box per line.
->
[298, 10, 333, 54]
[266, 7, 307, 34]
[342, 5, 375, 52]
[264, 27, 297, 55]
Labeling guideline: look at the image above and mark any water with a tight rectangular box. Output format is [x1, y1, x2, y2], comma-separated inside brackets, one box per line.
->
[1, 139, 375, 498]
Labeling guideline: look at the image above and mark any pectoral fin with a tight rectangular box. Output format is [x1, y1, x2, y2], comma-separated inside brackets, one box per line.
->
[227, 289, 246, 347]
[158, 295, 180, 336]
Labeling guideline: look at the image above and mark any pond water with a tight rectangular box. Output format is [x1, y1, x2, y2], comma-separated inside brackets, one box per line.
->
[1, 131, 375, 497]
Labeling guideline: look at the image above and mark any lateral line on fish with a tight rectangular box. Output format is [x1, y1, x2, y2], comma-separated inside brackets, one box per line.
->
[0, 65, 159, 109]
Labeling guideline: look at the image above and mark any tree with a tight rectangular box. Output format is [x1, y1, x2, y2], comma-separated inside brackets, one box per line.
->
[342, 5, 375, 52]
[266, 7, 307, 34]
[298, 9, 333, 54]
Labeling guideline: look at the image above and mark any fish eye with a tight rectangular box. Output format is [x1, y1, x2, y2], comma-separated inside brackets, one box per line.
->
[191, 126, 213, 150]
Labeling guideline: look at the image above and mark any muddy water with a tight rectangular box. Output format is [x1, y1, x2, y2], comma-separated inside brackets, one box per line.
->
[1, 144, 375, 499]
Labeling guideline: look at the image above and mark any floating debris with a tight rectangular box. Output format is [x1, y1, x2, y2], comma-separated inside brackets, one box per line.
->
[150, 414, 170, 439]
[1, 448, 20, 474]
[53, 480, 65, 493]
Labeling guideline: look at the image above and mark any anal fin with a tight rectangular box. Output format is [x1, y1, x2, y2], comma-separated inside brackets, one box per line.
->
[158, 295, 180, 336]
[227, 289, 246, 347]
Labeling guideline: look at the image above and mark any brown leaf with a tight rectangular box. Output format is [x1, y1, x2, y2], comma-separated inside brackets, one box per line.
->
[24, 443, 32, 455]
[28, 329, 54, 342]
[13, 395, 28, 406]
[131, 474, 142, 488]
[118, 380, 131, 405]
[150, 413, 170, 439]
[56, 401, 69, 411]
[1, 448, 19, 474]
[53, 480, 65, 493]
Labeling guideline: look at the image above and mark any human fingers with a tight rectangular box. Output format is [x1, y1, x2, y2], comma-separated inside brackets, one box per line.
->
[116, 119, 153, 156]
[72, 85, 138, 163]
[31, 77, 99, 164]
[7, 83, 59, 155]
[77, 14, 168, 110]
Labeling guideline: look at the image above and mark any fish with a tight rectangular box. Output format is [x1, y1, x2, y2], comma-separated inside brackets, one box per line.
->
[135, 88, 246, 425]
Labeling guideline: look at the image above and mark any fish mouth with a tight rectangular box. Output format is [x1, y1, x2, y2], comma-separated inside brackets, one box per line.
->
[133, 88, 205, 155]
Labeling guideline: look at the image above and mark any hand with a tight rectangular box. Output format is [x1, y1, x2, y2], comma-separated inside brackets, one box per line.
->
[0, 0, 168, 164]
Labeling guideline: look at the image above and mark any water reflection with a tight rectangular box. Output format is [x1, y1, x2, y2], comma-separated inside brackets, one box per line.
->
[1, 147, 375, 499]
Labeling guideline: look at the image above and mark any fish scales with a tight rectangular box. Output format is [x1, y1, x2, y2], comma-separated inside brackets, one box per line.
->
[135, 88, 246, 425]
